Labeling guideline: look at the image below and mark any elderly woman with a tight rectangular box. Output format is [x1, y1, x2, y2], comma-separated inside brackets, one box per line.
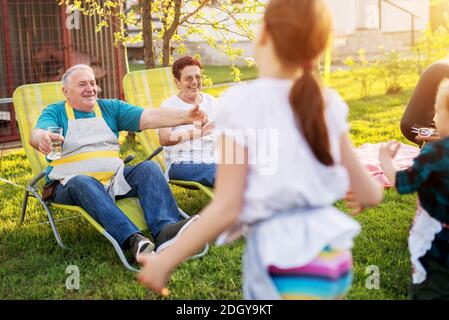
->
[158, 56, 218, 187]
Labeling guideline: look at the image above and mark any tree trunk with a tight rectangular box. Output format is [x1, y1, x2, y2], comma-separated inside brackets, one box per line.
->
[141, 0, 155, 69]
[162, 36, 171, 67]
[162, 0, 182, 66]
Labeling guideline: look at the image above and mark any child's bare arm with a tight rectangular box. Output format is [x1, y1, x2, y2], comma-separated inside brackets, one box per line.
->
[340, 134, 384, 209]
[378, 141, 401, 186]
[137, 135, 248, 294]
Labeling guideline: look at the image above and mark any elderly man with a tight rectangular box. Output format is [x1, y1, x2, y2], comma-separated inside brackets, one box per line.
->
[158, 56, 218, 187]
[30, 64, 207, 261]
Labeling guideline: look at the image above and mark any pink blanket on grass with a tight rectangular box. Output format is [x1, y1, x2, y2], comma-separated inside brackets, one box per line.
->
[355, 143, 420, 188]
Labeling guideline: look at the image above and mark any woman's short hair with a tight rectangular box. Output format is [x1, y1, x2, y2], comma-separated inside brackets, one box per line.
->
[172, 56, 203, 81]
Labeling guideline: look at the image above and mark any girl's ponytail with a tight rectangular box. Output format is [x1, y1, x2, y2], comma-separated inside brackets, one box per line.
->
[265, 0, 333, 165]
[289, 67, 334, 166]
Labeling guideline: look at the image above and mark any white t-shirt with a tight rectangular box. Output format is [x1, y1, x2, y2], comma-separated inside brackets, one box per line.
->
[160, 93, 218, 169]
[215, 78, 360, 268]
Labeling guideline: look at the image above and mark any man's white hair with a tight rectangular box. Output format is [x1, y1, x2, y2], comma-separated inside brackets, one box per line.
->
[61, 64, 94, 87]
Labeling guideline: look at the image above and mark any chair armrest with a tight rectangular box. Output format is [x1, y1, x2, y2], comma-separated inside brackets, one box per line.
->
[146, 146, 163, 161]
[124, 154, 135, 164]
[28, 170, 47, 188]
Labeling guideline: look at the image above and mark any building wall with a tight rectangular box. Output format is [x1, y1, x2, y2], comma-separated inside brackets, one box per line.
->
[326, 0, 357, 32]
[379, 0, 429, 32]
[356, 0, 380, 30]
[325, 0, 429, 32]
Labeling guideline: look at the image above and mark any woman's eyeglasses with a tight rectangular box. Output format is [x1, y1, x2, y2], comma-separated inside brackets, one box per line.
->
[184, 75, 203, 83]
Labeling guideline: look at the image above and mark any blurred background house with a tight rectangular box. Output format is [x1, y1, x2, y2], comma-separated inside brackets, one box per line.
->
[327, 0, 429, 61]
[126, 0, 431, 65]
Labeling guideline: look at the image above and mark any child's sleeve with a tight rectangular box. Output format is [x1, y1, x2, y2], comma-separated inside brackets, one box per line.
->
[395, 143, 442, 194]
[214, 86, 252, 148]
[325, 89, 350, 138]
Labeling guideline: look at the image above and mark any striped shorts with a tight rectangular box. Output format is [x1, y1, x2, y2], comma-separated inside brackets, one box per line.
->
[268, 248, 353, 300]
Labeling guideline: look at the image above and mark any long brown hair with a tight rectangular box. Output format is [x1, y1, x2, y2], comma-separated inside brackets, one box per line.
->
[265, 0, 334, 166]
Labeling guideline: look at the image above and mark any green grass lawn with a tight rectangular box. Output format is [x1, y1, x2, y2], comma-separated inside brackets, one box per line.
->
[0, 66, 421, 299]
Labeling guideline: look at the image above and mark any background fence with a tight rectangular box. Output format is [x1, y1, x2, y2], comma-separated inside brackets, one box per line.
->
[0, 0, 127, 143]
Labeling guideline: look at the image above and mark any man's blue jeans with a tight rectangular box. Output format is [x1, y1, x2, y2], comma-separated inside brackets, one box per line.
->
[168, 162, 216, 187]
[52, 161, 181, 247]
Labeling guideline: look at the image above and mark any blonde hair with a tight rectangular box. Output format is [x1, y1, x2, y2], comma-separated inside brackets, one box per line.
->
[61, 64, 94, 87]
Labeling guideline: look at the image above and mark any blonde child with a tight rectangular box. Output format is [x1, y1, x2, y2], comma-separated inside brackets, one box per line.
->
[138, 0, 383, 300]
[379, 79, 449, 300]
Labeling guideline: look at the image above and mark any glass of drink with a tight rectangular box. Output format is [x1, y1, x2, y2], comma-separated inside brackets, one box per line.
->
[47, 127, 63, 160]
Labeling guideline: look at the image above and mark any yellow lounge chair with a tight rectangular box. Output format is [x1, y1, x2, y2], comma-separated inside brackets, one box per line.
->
[122, 67, 214, 199]
[13, 82, 203, 272]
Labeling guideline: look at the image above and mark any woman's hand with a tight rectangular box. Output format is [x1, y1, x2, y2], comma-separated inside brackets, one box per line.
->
[188, 105, 208, 127]
[201, 121, 215, 137]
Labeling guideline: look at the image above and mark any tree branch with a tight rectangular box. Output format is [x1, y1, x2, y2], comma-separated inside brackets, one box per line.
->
[180, 0, 210, 25]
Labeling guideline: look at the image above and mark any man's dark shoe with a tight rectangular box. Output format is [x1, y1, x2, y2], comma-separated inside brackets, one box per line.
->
[155, 216, 199, 253]
[129, 233, 155, 261]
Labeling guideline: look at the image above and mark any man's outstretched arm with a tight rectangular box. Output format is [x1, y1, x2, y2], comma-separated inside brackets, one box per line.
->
[139, 105, 207, 130]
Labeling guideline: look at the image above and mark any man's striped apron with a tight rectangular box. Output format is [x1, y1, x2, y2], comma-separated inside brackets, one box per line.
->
[48, 102, 131, 199]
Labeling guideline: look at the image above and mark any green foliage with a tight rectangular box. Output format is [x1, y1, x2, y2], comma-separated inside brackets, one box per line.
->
[344, 49, 376, 98]
[344, 48, 414, 97]
[413, 20, 449, 74]
[128, 63, 258, 86]
[342, 19, 449, 97]
[59, 0, 266, 75]
[375, 49, 407, 95]
[230, 64, 241, 82]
